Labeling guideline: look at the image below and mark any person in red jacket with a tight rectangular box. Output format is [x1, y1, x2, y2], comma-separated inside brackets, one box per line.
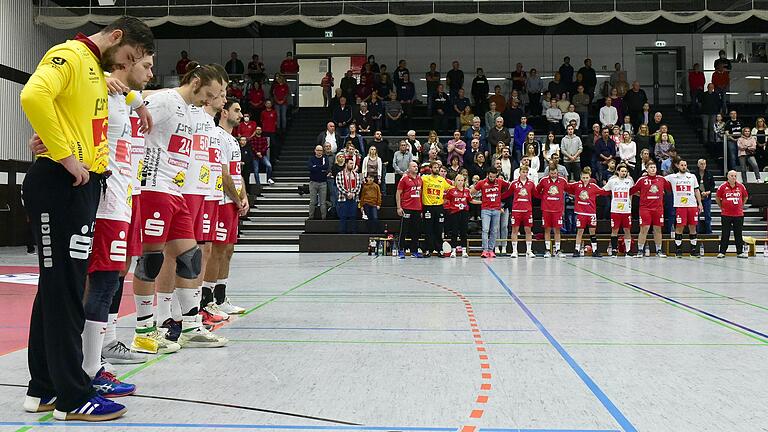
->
[235, 113, 257, 143]
[396, 161, 424, 258]
[716, 170, 749, 258]
[260, 100, 279, 163]
[280, 51, 299, 75]
[271, 74, 290, 131]
[443, 174, 471, 257]
[688, 63, 705, 109]
[470, 167, 511, 258]
[536, 167, 569, 257]
[629, 160, 669, 257]
[247, 83, 265, 118]
[507, 165, 537, 258]
[567, 167, 610, 257]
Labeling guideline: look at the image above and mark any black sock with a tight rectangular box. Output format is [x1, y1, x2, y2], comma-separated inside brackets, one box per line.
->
[690, 233, 698, 246]
[201, 285, 214, 308]
[610, 236, 618, 250]
[675, 233, 683, 248]
[214, 284, 226, 305]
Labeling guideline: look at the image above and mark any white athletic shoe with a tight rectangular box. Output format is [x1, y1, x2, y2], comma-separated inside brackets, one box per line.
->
[204, 302, 230, 321]
[716, 253, 725, 258]
[217, 298, 245, 315]
[462, 249, 469, 258]
[510, 250, 517, 258]
[501, 246, 507, 254]
[179, 317, 228, 348]
[555, 250, 565, 258]
[102, 340, 147, 365]
[450, 249, 456, 258]
[543, 251, 551, 258]
[737, 252, 748, 259]
[526, 251, 536, 258]
[657, 251, 667, 258]
[267, 178, 275, 185]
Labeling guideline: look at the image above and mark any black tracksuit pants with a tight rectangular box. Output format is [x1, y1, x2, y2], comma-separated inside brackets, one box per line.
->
[719, 215, 744, 254]
[399, 209, 422, 252]
[422, 205, 445, 252]
[23, 158, 102, 411]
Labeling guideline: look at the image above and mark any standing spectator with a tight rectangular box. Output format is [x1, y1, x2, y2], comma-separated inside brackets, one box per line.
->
[377, 66, 394, 98]
[393, 59, 409, 87]
[279, 51, 299, 75]
[542, 131, 561, 166]
[396, 161, 424, 257]
[485, 101, 501, 131]
[452, 88, 471, 131]
[511, 63, 527, 93]
[464, 116, 486, 151]
[502, 99, 524, 129]
[724, 110, 743, 170]
[513, 117, 534, 163]
[716, 170, 749, 258]
[446, 60, 464, 96]
[271, 74, 290, 132]
[445, 130, 466, 166]
[317, 121, 341, 153]
[308, 145, 329, 220]
[547, 72, 566, 100]
[176, 50, 191, 75]
[556, 93, 571, 114]
[340, 70, 357, 103]
[333, 96, 353, 137]
[714, 49, 732, 70]
[700, 83, 722, 149]
[444, 174, 471, 257]
[362, 146, 384, 195]
[596, 127, 616, 180]
[609, 63, 625, 89]
[321, 72, 334, 107]
[393, 140, 413, 186]
[425, 62, 441, 113]
[526, 69, 543, 115]
[545, 98, 563, 134]
[355, 74, 373, 103]
[236, 112, 257, 144]
[488, 85, 507, 115]
[561, 125, 583, 180]
[562, 104, 580, 131]
[712, 63, 730, 113]
[225, 51, 244, 76]
[405, 130, 422, 162]
[737, 127, 762, 182]
[365, 55, 380, 74]
[432, 83, 450, 133]
[578, 58, 597, 97]
[614, 72, 630, 97]
[329, 153, 347, 217]
[536, 168, 569, 257]
[369, 131, 392, 185]
[618, 131, 637, 170]
[384, 90, 404, 134]
[336, 158, 361, 233]
[599, 97, 618, 128]
[471, 68, 490, 114]
[648, 112, 663, 135]
[694, 159, 715, 234]
[343, 123, 366, 156]
[623, 81, 648, 130]
[753, 117, 768, 171]
[688, 63, 705, 111]
[572, 84, 591, 133]
[246, 82, 265, 118]
[238, 136, 254, 194]
[470, 168, 510, 258]
[251, 126, 274, 186]
[397, 73, 416, 128]
[247, 54, 265, 83]
[558, 56, 574, 88]
[261, 100, 279, 163]
[487, 117, 511, 147]
[359, 174, 382, 233]
[369, 90, 385, 132]
[354, 102, 373, 135]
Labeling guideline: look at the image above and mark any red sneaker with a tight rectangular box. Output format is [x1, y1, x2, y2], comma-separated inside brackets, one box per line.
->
[199, 309, 224, 327]
[489, 251, 496, 258]
[480, 251, 489, 258]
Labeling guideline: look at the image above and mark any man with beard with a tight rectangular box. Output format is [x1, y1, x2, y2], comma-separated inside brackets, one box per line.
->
[20, 16, 154, 422]
[665, 159, 704, 257]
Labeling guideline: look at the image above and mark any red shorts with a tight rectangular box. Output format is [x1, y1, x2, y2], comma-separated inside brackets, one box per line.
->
[215, 203, 239, 244]
[542, 211, 563, 229]
[202, 200, 219, 242]
[126, 194, 143, 257]
[510, 211, 533, 227]
[639, 208, 664, 227]
[576, 214, 597, 229]
[183, 194, 207, 242]
[610, 213, 632, 231]
[88, 219, 130, 273]
[675, 207, 699, 226]
[140, 191, 195, 243]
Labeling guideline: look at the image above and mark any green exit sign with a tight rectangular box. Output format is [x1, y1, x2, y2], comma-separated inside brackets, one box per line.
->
[324, 30, 333, 38]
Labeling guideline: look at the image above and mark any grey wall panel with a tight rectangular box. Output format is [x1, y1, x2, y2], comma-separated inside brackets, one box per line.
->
[0, 80, 33, 161]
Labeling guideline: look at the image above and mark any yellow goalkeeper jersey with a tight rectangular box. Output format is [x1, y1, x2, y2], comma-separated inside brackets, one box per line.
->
[421, 174, 453, 206]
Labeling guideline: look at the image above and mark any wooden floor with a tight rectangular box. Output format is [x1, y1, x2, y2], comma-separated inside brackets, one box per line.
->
[0, 249, 766, 432]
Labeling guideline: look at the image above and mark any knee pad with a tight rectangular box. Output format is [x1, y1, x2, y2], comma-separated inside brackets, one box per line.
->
[134, 251, 164, 282]
[85, 271, 120, 322]
[176, 246, 202, 280]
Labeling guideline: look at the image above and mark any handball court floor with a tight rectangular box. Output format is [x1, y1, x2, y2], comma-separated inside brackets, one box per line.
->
[0, 248, 765, 432]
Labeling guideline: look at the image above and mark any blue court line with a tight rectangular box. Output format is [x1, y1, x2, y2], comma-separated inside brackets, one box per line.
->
[0, 422, 619, 432]
[625, 283, 768, 340]
[484, 264, 638, 432]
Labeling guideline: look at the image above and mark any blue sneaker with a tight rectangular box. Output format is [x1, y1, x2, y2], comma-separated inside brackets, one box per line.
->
[53, 395, 126, 421]
[161, 318, 182, 342]
[412, 251, 423, 258]
[91, 368, 135, 398]
[23, 395, 57, 413]
[398, 250, 405, 259]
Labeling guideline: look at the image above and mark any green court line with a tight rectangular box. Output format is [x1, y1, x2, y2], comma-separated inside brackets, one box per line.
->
[681, 256, 768, 277]
[597, 258, 768, 312]
[228, 338, 763, 347]
[565, 261, 768, 345]
[13, 254, 360, 432]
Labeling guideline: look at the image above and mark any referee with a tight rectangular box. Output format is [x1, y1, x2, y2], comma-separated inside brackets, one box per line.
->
[715, 170, 749, 258]
[20, 17, 153, 421]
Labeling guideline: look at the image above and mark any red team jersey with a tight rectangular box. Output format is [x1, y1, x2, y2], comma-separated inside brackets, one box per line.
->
[716, 182, 748, 217]
[536, 175, 569, 213]
[510, 179, 536, 212]
[567, 180, 610, 215]
[474, 178, 510, 210]
[629, 174, 668, 211]
[443, 188, 471, 214]
[397, 175, 423, 211]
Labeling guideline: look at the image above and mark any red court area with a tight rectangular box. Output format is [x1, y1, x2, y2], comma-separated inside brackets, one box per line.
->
[0, 266, 136, 356]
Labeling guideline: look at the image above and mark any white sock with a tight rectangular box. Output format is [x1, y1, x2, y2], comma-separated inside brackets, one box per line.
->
[526, 241, 532, 252]
[171, 291, 182, 321]
[177, 287, 201, 318]
[82, 320, 106, 379]
[591, 242, 598, 251]
[575, 243, 581, 251]
[156, 293, 174, 325]
[512, 243, 518, 254]
[625, 238, 631, 251]
[134, 295, 155, 329]
[103, 313, 118, 348]
[555, 242, 561, 252]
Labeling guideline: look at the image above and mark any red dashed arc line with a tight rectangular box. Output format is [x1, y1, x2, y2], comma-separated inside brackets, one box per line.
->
[401, 276, 491, 432]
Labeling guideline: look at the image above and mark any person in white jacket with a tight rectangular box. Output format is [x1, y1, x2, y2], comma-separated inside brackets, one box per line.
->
[361, 146, 384, 194]
[599, 97, 618, 128]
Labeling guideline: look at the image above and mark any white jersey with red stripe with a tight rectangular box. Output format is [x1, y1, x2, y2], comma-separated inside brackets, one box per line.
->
[128, 107, 145, 196]
[219, 127, 242, 205]
[207, 127, 225, 202]
[603, 176, 634, 214]
[96, 92, 133, 223]
[182, 106, 214, 196]
[665, 172, 699, 208]
[141, 89, 193, 196]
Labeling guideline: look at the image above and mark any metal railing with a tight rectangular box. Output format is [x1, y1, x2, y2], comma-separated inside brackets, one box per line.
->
[674, 69, 768, 107]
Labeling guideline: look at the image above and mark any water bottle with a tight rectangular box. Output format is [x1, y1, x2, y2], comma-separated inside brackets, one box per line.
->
[377, 239, 384, 256]
[392, 238, 399, 256]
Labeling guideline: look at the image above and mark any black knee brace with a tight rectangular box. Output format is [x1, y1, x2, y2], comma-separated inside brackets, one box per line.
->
[134, 251, 164, 282]
[176, 246, 202, 280]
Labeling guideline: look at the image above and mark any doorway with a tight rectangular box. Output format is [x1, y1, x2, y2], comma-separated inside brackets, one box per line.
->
[635, 48, 683, 105]
[295, 41, 367, 108]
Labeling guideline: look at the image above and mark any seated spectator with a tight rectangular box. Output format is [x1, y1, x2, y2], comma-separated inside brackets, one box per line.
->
[649, 111, 663, 134]
[464, 117, 487, 151]
[523, 143, 540, 174]
[485, 101, 501, 130]
[737, 127, 762, 182]
[468, 152, 490, 180]
[446, 131, 467, 167]
[660, 147, 678, 175]
[655, 132, 674, 164]
[316, 121, 341, 153]
[599, 97, 618, 128]
[560, 125, 583, 180]
[562, 104, 580, 131]
[384, 90, 403, 133]
[635, 123, 653, 156]
[419, 149, 442, 175]
[333, 96, 353, 137]
[447, 157, 463, 180]
[460, 106, 474, 132]
[452, 88, 471, 130]
[542, 131, 561, 165]
[354, 102, 373, 134]
[621, 115, 634, 135]
[545, 98, 563, 134]
[336, 158, 361, 233]
[464, 138, 483, 167]
[636, 148, 652, 178]
[359, 174, 382, 233]
[487, 116, 511, 148]
[617, 131, 637, 170]
[362, 146, 384, 195]
[654, 124, 675, 144]
[392, 140, 413, 185]
[490, 141, 506, 164]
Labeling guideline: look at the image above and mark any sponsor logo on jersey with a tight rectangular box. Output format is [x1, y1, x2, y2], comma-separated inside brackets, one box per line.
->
[548, 185, 559, 195]
[579, 190, 589, 200]
[51, 57, 66, 66]
[199, 165, 210, 184]
[649, 185, 659, 193]
[173, 171, 186, 188]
